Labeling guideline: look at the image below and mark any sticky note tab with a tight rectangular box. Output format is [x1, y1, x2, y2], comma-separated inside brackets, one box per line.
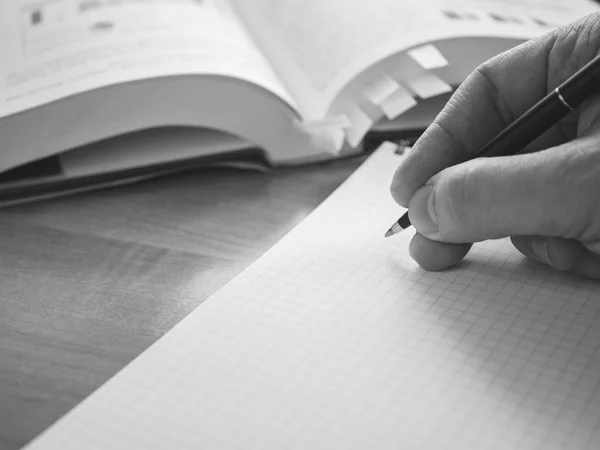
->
[405, 72, 453, 99]
[379, 86, 417, 119]
[308, 127, 346, 155]
[346, 107, 373, 147]
[298, 115, 350, 155]
[364, 75, 401, 105]
[378, 141, 399, 152]
[407, 44, 449, 69]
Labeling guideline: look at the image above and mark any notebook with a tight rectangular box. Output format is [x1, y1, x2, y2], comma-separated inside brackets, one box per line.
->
[25, 142, 600, 449]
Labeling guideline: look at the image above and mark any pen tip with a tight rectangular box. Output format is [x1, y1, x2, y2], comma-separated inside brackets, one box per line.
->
[384, 220, 404, 238]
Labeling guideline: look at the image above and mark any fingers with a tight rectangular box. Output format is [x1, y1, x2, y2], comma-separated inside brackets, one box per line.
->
[511, 236, 585, 270]
[408, 233, 471, 272]
[407, 136, 600, 244]
[511, 236, 600, 279]
[391, 14, 600, 275]
[409, 233, 600, 278]
[391, 13, 600, 208]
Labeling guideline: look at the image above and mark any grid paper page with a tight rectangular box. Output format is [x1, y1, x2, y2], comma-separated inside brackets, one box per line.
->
[25, 143, 600, 450]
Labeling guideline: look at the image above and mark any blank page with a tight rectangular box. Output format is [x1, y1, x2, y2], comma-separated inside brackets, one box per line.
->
[25, 143, 600, 449]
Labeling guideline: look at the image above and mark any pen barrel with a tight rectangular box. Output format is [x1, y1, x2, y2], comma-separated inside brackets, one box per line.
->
[472, 54, 600, 160]
[560, 54, 600, 107]
[472, 94, 571, 159]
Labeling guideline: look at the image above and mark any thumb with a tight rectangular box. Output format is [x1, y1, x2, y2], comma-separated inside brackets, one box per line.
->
[407, 137, 600, 244]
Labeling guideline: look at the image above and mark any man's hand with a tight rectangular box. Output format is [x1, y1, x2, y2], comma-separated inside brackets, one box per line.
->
[390, 13, 600, 279]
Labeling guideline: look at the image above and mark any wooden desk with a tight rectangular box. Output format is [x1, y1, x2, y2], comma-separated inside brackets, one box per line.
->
[0, 156, 364, 450]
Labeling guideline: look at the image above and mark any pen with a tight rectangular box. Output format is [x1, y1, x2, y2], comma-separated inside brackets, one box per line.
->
[385, 53, 600, 238]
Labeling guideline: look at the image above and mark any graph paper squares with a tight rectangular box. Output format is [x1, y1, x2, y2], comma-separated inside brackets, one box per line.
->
[25, 143, 600, 450]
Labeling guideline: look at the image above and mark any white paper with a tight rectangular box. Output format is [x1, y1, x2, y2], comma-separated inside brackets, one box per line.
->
[307, 127, 346, 155]
[299, 115, 350, 155]
[24, 142, 600, 450]
[364, 75, 401, 105]
[407, 44, 449, 69]
[405, 72, 453, 99]
[345, 106, 373, 147]
[230, 0, 598, 118]
[379, 85, 418, 119]
[0, 0, 293, 117]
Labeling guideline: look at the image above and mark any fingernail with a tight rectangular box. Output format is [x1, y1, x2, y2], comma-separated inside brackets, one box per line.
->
[530, 237, 554, 267]
[409, 185, 438, 235]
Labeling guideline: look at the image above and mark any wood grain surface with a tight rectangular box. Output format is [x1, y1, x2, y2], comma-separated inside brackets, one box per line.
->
[0, 156, 365, 450]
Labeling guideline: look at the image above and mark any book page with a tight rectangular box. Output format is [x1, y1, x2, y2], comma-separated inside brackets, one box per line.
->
[23, 142, 600, 449]
[230, 0, 598, 119]
[0, 0, 294, 118]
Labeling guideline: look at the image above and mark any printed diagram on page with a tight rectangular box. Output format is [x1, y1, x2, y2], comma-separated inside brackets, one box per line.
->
[18, 0, 212, 56]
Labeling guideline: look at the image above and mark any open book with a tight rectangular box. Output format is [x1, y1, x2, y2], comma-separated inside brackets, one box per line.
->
[1, 0, 597, 205]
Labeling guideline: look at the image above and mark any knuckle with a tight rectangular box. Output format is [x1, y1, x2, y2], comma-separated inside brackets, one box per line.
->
[578, 12, 600, 47]
[474, 62, 516, 124]
[441, 162, 487, 227]
[549, 12, 600, 81]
